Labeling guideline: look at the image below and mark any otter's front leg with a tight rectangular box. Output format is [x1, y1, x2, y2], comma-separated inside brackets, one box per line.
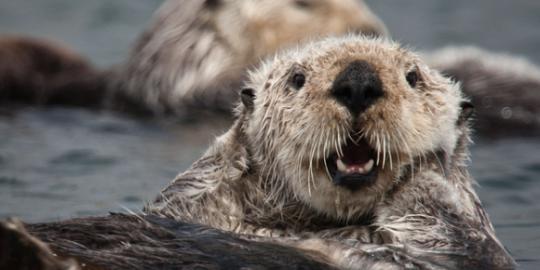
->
[241, 224, 375, 242]
[277, 237, 446, 270]
[313, 225, 378, 243]
[374, 170, 516, 269]
[239, 226, 443, 270]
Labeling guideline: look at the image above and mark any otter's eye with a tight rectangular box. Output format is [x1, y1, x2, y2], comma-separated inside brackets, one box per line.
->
[294, 0, 313, 9]
[291, 73, 306, 89]
[406, 70, 419, 88]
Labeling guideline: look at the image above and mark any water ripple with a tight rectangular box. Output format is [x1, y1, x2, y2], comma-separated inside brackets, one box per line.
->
[49, 149, 117, 167]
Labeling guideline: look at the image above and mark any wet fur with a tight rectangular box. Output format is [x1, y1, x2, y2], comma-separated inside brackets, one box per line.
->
[145, 36, 515, 269]
[1, 214, 340, 270]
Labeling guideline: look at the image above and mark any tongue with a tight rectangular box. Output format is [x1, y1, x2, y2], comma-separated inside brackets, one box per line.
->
[341, 140, 372, 165]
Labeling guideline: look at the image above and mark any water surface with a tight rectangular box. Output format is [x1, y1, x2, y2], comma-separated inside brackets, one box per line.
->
[0, 0, 539, 269]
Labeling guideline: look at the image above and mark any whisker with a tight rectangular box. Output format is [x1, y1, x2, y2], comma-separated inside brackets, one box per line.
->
[382, 133, 387, 169]
[375, 132, 381, 166]
[386, 132, 393, 170]
[323, 129, 332, 180]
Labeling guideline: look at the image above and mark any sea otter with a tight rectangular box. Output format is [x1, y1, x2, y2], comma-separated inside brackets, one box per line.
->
[115, 0, 387, 115]
[143, 35, 515, 269]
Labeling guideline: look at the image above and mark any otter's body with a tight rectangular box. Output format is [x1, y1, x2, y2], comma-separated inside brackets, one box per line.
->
[427, 46, 540, 138]
[144, 36, 515, 269]
[114, 0, 386, 115]
[0, 37, 107, 108]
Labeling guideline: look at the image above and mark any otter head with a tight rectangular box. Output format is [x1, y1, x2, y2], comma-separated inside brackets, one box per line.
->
[239, 36, 465, 221]
[213, 0, 388, 63]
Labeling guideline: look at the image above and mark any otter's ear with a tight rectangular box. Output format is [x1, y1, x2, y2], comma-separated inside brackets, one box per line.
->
[458, 101, 474, 124]
[204, 0, 221, 9]
[241, 88, 255, 111]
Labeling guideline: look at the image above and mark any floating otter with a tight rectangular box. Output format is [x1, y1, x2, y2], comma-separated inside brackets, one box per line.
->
[427, 46, 540, 138]
[0, 0, 387, 115]
[116, 0, 387, 115]
[0, 36, 515, 269]
[143, 36, 514, 268]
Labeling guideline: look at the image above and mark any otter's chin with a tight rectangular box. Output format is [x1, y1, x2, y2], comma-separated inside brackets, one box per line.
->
[326, 137, 378, 191]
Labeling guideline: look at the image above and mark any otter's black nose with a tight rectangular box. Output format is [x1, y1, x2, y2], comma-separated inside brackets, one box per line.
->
[331, 60, 383, 116]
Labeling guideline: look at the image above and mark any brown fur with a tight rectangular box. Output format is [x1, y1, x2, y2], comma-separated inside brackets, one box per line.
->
[4, 213, 447, 270]
[0, 36, 107, 109]
[0, 218, 80, 270]
[1, 214, 341, 270]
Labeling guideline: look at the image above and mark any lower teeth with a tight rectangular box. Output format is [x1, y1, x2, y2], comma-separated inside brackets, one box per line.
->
[336, 159, 375, 174]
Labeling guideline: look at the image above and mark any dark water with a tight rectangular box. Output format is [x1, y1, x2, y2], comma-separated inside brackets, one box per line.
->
[1, 0, 539, 268]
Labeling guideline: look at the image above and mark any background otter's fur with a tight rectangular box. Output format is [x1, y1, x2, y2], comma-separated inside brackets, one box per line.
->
[427, 46, 540, 138]
[0, 0, 387, 116]
[117, 0, 387, 115]
[0, 37, 107, 109]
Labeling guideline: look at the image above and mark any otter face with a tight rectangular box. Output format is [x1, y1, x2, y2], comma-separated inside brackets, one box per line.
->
[242, 36, 463, 220]
[215, 0, 387, 62]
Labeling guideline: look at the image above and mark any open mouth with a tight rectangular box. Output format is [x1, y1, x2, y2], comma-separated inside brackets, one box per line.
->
[325, 136, 378, 191]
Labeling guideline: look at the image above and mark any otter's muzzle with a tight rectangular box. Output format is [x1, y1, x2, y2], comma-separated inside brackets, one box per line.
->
[331, 60, 383, 116]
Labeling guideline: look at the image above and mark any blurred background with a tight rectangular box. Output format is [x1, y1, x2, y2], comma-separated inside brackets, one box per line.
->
[0, 0, 539, 268]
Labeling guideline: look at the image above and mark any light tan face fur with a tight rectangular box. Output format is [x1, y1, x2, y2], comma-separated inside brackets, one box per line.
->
[242, 36, 463, 221]
[215, 0, 387, 64]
